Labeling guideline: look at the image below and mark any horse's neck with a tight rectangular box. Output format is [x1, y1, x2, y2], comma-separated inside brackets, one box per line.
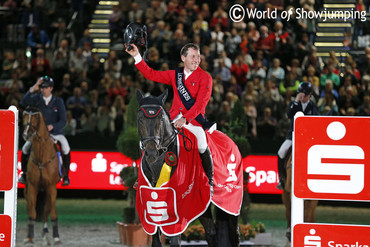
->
[162, 120, 176, 147]
[143, 152, 166, 187]
[38, 117, 50, 139]
[33, 118, 53, 148]
[143, 142, 176, 187]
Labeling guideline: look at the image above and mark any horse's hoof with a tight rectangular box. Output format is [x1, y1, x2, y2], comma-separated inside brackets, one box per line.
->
[42, 236, 51, 246]
[54, 237, 62, 246]
[23, 238, 34, 247]
[286, 227, 291, 242]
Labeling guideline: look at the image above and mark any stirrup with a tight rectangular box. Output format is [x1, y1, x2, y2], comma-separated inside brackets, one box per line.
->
[62, 177, 70, 186]
[19, 174, 27, 184]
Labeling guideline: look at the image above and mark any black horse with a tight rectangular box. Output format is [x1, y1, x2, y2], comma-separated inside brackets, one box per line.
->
[136, 90, 243, 247]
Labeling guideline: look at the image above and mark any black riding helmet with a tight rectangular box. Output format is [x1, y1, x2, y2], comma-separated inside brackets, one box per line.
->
[123, 22, 147, 51]
[40, 76, 54, 88]
[297, 81, 312, 95]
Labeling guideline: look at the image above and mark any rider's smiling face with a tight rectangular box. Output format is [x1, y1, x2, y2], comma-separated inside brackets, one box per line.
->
[181, 48, 200, 73]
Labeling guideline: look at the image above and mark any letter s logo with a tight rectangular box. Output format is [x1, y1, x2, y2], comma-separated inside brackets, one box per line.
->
[146, 201, 169, 222]
[226, 154, 237, 182]
[307, 145, 365, 194]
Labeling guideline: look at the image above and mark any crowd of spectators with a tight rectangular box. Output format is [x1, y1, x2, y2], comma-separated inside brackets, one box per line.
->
[0, 0, 369, 141]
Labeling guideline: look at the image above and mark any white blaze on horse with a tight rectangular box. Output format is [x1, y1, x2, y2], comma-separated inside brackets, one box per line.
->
[135, 90, 244, 247]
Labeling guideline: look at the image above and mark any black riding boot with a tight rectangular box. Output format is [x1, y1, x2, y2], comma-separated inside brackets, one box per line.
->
[61, 152, 71, 186]
[199, 147, 214, 188]
[276, 157, 286, 190]
[19, 152, 30, 184]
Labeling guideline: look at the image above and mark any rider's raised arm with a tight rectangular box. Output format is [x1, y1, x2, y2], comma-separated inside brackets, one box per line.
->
[286, 100, 302, 119]
[126, 44, 173, 85]
[135, 58, 174, 86]
[20, 90, 39, 108]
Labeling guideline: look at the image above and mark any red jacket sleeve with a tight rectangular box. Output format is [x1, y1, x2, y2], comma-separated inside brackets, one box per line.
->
[135, 60, 174, 85]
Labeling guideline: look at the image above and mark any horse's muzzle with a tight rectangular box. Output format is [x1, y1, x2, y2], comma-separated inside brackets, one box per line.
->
[23, 129, 33, 141]
[145, 148, 158, 163]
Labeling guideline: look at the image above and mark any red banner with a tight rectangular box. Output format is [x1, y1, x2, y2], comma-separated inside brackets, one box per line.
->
[293, 223, 370, 247]
[244, 155, 281, 194]
[294, 116, 370, 201]
[0, 111, 15, 191]
[0, 215, 12, 247]
[17, 151, 280, 194]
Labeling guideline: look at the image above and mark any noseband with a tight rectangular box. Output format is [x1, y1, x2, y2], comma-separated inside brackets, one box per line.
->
[138, 104, 177, 153]
[24, 111, 41, 138]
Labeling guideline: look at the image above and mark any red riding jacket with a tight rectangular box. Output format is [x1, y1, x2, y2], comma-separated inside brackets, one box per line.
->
[135, 60, 213, 127]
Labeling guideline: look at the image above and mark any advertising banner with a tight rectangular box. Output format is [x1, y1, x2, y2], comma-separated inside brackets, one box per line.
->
[17, 151, 281, 194]
[293, 223, 370, 247]
[294, 117, 370, 201]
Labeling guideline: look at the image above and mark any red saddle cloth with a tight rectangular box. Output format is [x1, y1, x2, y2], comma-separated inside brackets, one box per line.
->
[136, 129, 243, 236]
[207, 130, 243, 215]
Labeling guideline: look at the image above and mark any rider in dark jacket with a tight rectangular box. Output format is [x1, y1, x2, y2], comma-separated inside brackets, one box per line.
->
[276, 82, 320, 189]
[19, 76, 71, 186]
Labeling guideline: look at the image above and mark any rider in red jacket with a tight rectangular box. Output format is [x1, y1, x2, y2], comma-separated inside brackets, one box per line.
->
[126, 41, 214, 188]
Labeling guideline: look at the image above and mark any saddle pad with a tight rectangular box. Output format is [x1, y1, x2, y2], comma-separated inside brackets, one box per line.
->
[136, 128, 211, 236]
[207, 130, 243, 215]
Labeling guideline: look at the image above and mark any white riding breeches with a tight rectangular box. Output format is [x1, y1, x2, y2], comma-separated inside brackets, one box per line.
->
[51, 134, 70, 154]
[173, 114, 208, 154]
[277, 139, 292, 159]
[184, 124, 208, 154]
[22, 134, 70, 155]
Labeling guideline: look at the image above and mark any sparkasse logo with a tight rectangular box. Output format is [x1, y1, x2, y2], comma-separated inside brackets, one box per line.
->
[303, 228, 369, 247]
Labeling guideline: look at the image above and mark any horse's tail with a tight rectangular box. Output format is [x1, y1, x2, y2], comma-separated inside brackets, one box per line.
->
[36, 189, 46, 222]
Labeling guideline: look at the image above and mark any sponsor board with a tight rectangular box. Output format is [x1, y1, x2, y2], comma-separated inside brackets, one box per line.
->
[17, 152, 281, 194]
[294, 117, 370, 201]
[293, 223, 370, 247]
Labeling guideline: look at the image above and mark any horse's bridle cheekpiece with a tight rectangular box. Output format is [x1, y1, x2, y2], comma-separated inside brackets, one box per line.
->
[138, 104, 177, 154]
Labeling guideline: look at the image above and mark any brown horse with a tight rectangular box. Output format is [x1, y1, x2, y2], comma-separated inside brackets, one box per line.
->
[22, 107, 62, 246]
[281, 149, 318, 244]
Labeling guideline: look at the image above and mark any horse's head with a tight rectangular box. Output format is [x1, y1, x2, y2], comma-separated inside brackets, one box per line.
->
[137, 90, 176, 164]
[23, 106, 43, 141]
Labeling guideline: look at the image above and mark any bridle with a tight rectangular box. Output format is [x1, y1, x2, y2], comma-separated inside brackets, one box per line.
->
[138, 104, 178, 154]
[23, 110, 42, 140]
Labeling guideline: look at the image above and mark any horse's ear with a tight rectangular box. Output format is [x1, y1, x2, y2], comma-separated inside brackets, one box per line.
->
[159, 89, 168, 105]
[136, 90, 144, 104]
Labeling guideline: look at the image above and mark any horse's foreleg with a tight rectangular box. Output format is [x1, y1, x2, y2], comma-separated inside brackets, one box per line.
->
[25, 185, 38, 243]
[42, 222, 50, 246]
[169, 236, 181, 247]
[215, 207, 240, 247]
[304, 200, 319, 223]
[47, 186, 61, 245]
[227, 214, 240, 247]
[42, 190, 52, 246]
[152, 231, 162, 247]
[199, 206, 217, 247]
